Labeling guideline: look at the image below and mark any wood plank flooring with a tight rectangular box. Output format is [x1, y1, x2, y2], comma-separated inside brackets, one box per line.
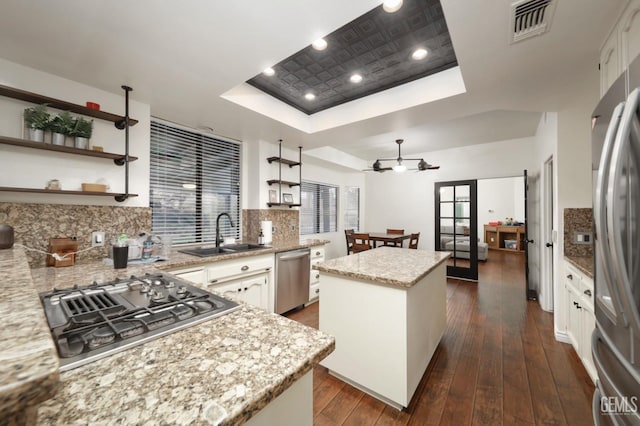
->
[286, 250, 595, 425]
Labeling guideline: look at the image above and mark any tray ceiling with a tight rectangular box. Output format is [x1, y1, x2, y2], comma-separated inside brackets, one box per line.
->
[246, 0, 457, 115]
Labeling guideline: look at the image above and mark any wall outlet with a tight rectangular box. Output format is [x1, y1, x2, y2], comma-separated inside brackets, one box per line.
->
[92, 231, 105, 247]
[290, 224, 296, 231]
[575, 232, 593, 245]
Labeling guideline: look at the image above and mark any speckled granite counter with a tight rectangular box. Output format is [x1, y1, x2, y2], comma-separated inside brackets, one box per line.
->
[0, 247, 59, 422]
[313, 246, 450, 288]
[565, 255, 594, 278]
[1, 238, 333, 425]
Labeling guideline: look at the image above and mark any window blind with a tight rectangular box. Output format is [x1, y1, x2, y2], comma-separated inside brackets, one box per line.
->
[150, 121, 241, 245]
[300, 181, 337, 234]
[344, 187, 360, 231]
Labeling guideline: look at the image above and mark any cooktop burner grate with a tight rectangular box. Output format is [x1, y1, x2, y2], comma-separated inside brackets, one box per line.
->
[40, 273, 239, 371]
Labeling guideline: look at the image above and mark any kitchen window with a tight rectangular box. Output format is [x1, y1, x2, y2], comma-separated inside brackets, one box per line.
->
[300, 181, 337, 234]
[150, 120, 240, 244]
[344, 187, 360, 231]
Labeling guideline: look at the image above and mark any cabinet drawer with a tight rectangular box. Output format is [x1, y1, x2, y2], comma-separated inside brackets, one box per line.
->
[310, 283, 320, 300]
[310, 247, 325, 260]
[206, 254, 273, 284]
[310, 269, 321, 286]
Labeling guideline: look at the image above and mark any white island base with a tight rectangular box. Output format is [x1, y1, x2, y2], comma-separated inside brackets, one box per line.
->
[319, 260, 446, 409]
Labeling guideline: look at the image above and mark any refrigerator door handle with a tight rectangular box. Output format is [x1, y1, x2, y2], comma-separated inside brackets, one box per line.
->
[607, 87, 640, 335]
[595, 102, 627, 323]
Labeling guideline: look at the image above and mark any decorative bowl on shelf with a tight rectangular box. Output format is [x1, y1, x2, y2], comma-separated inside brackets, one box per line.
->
[81, 183, 107, 192]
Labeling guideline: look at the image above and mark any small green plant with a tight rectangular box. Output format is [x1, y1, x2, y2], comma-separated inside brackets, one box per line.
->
[47, 111, 75, 135]
[23, 104, 51, 129]
[71, 117, 93, 138]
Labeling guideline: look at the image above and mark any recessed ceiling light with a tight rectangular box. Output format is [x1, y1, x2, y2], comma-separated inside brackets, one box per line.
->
[412, 48, 428, 60]
[312, 38, 327, 51]
[263, 67, 275, 76]
[383, 0, 403, 13]
[350, 74, 363, 83]
[305, 92, 316, 100]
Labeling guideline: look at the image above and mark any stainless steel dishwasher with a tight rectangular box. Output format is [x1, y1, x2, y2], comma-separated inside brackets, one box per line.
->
[275, 248, 310, 314]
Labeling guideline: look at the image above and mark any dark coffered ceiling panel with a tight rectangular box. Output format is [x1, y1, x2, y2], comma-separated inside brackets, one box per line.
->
[247, 0, 457, 115]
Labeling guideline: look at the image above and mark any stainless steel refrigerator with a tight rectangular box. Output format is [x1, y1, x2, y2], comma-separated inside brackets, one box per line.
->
[592, 54, 640, 425]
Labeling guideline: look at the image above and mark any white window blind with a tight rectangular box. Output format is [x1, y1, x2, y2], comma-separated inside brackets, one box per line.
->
[300, 181, 337, 234]
[150, 121, 240, 245]
[344, 187, 360, 231]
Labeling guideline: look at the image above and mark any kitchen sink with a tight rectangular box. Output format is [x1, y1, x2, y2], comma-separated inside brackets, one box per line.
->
[178, 244, 270, 257]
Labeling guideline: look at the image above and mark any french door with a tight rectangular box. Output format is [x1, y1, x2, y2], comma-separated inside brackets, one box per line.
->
[435, 180, 478, 281]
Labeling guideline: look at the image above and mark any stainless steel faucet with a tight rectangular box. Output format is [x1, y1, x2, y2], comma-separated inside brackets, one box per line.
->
[215, 212, 235, 247]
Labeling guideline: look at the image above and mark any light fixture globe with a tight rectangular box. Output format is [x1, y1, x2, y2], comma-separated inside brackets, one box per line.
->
[392, 163, 407, 173]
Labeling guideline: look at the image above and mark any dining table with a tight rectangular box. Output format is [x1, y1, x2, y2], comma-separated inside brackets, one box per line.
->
[367, 232, 412, 248]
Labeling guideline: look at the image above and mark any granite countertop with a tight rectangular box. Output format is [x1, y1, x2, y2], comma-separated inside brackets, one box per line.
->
[565, 255, 594, 279]
[314, 246, 451, 288]
[0, 247, 59, 419]
[2, 238, 334, 425]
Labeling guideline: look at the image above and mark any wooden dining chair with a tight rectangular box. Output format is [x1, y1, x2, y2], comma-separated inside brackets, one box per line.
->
[384, 228, 405, 247]
[352, 233, 372, 253]
[408, 232, 420, 249]
[345, 229, 355, 255]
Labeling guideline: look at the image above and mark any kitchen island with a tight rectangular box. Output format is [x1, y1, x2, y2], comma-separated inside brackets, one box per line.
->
[314, 246, 450, 409]
[0, 240, 333, 425]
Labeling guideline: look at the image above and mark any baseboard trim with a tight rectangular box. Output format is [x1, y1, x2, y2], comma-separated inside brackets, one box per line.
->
[555, 330, 571, 344]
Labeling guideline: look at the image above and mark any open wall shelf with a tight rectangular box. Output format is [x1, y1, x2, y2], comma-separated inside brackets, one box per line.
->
[0, 187, 138, 202]
[0, 84, 138, 127]
[266, 202, 302, 208]
[266, 179, 300, 187]
[0, 136, 137, 164]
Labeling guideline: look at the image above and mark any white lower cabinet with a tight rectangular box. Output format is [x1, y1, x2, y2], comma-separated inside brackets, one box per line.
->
[168, 253, 275, 312]
[308, 246, 325, 303]
[564, 260, 597, 383]
[212, 274, 269, 311]
[169, 266, 206, 285]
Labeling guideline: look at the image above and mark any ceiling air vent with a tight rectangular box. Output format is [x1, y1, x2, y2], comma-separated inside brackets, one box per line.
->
[509, 0, 556, 44]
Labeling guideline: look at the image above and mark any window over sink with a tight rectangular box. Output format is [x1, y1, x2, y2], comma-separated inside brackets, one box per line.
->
[150, 120, 240, 244]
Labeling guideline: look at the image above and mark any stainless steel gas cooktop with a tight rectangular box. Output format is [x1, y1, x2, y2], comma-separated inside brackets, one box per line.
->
[40, 273, 239, 371]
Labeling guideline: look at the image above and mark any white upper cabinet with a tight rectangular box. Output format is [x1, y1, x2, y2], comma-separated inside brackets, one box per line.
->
[620, 0, 640, 71]
[600, 29, 620, 97]
[600, 0, 640, 96]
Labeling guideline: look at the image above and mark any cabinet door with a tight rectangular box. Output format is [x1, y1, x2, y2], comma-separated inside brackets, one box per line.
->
[567, 284, 582, 354]
[242, 275, 269, 311]
[581, 303, 597, 382]
[601, 29, 620, 97]
[619, 0, 640, 71]
[212, 279, 244, 301]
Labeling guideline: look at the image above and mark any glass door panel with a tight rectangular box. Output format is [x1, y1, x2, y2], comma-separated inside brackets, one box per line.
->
[435, 180, 478, 281]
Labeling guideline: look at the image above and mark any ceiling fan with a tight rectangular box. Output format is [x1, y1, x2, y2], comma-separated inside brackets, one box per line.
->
[363, 139, 440, 173]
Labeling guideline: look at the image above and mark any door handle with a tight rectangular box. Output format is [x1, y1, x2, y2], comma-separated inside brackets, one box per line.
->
[525, 238, 534, 244]
[546, 242, 553, 247]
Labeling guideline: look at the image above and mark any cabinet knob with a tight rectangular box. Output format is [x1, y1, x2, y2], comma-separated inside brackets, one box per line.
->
[566, 274, 573, 280]
[315, 289, 320, 294]
[241, 265, 249, 271]
[244, 287, 248, 291]
[584, 289, 592, 297]
[316, 251, 320, 255]
[237, 288, 242, 292]
[316, 274, 320, 279]
[209, 279, 218, 284]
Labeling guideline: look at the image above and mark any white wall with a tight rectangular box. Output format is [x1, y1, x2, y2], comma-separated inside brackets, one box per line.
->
[477, 177, 524, 242]
[0, 58, 150, 207]
[364, 137, 539, 253]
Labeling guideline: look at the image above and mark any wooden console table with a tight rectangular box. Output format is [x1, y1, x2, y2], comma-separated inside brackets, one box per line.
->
[484, 225, 526, 251]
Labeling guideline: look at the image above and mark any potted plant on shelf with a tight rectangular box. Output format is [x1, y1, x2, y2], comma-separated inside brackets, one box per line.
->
[23, 104, 51, 142]
[70, 117, 93, 149]
[47, 111, 75, 146]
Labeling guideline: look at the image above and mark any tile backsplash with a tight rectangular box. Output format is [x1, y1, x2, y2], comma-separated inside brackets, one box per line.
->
[564, 208, 593, 258]
[242, 209, 299, 244]
[0, 202, 151, 267]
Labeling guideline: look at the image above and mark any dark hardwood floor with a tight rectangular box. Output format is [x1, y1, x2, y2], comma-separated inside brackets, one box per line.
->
[286, 250, 595, 425]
